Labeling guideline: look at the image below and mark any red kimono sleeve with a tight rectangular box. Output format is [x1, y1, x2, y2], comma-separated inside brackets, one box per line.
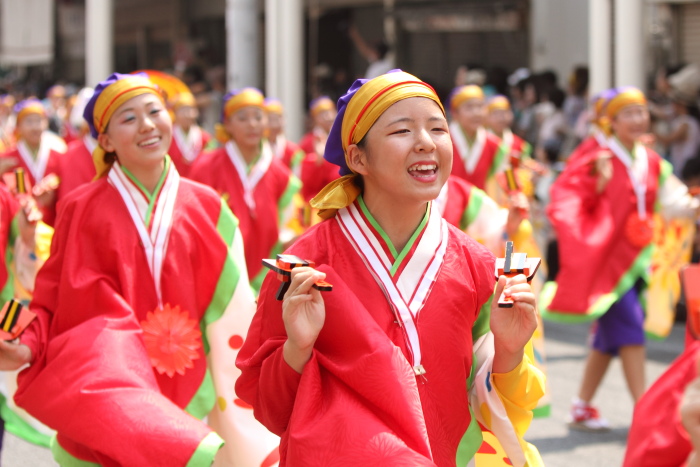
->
[236, 267, 436, 466]
[236, 271, 302, 436]
[14, 192, 220, 467]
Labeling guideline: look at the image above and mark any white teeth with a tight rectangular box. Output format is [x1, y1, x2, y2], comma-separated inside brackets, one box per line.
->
[139, 137, 159, 147]
[408, 164, 437, 172]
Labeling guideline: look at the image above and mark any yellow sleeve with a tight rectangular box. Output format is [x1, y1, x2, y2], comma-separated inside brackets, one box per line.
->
[492, 352, 545, 435]
[492, 352, 546, 467]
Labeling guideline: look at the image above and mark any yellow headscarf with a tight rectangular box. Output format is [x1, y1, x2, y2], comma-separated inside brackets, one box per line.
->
[310, 71, 444, 219]
[450, 85, 485, 111]
[487, 95, 511, 112]
[309, 96, 336, 118]
[86, 73, 164, 178]
[214, 88, 265, 143]
[15, 100, 46, 126]
[169, 91, 196, 110]
[601, 87, 647, 135]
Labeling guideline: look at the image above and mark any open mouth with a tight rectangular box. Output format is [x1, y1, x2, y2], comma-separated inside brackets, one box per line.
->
[138, 136, 161, 148]
[408, 163, 438, 180]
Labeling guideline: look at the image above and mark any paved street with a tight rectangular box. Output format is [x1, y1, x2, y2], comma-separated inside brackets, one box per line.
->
[0, 320, 688, 467]
[527, 320, 686, 466]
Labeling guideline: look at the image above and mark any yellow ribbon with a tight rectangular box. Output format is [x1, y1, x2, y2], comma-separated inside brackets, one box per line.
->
[310, 71, 444, 219]
[91, 76, 163, 178]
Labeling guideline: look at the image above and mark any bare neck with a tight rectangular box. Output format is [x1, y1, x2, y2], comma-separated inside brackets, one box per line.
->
[362, 189, 428, 253]
[236, 142, 260, 165]
[123, 160, 165, 194]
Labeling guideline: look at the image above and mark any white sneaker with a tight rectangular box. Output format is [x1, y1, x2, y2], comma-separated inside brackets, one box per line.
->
[568, 398, 610, 432]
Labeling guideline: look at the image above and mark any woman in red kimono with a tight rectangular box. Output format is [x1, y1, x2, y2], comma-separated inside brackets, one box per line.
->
[487, 95, 532, 160]
[0, 73, 278, 466]
[265, 97, 305, 173]
[0, 100, 65, 225]
[542, 87, 699, 431]
[191, 88, 300, 292]
[449, 85, 508, 192]
[237, 70, 545, 467]
[167, 91, 212, 178]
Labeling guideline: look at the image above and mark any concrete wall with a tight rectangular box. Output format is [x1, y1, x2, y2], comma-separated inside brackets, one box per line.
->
[530, 0, 589, 85]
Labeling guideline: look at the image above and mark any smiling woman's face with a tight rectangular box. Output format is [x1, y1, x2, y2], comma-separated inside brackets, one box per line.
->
[348, 97, 452, 207]
[98, 93, 172, 173]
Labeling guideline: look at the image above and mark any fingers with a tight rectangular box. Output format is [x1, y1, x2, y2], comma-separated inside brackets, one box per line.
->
[494, 275, 507, 300]
[498, 274, 536, 306]
[285, 267, 326, 301]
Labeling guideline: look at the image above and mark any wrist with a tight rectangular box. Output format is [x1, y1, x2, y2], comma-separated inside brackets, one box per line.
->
[283, 339, 313, 374]
[492, 344, 524, 374]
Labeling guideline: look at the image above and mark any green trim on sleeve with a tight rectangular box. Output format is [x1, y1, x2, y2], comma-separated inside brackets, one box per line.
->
[455, 404, 483, 466]
[251, 240, 283, 294]
[655, 159, 674, 212]
[277, 175, 302, 226]
[0, 233, 15, 304]
[184, 368, 216, 420]
[9, 215, 18, 246]
[472, 293, 493, 342]
[290, 149, 305, 170]
[200, 202, 240, 354]
[540, 243, 653, 323]
[461, 187, 486, 231]
[0, 392, 51, 447]
[186, 201, 241, 421]
[488, 143, 509, 179]
[51, 437, 100, 467]
[185, 431, 224, 467]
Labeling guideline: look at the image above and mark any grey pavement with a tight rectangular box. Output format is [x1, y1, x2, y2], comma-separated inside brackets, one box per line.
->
[527, 320, 686, 467]
[0, 320, 687, 467]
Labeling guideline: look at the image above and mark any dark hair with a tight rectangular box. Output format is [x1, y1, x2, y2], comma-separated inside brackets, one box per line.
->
[104, 151, 117, 166]
[374, 41, 389, 60]
[572, 66, 589, 96]
[682, 156, 700, 183]
[548, 88, 566, 109]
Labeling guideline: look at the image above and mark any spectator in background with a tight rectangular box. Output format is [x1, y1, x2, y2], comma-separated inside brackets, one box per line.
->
[348, 23, 393, 79]
[43, 85, 67, 135]
[563, 66, 589, 129]
[655, 64, 700, 177]
[536, 87, 567, 162]
[514, 77, 539, 145]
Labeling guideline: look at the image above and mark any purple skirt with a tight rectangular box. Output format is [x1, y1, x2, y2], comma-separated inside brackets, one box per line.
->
[591, 285, 645, 355]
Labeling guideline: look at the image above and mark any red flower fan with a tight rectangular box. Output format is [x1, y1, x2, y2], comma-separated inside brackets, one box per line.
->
[141, 304, 202, 378]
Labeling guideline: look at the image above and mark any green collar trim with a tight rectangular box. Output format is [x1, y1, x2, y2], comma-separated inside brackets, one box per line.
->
[245, 142, 263, 174]
[357, 195, 430, 276]
[121, 156, 170, 226]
